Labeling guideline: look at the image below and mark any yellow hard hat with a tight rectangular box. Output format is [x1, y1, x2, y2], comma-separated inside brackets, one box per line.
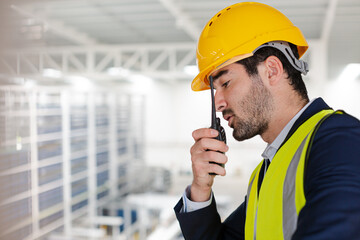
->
[191, 2, 309, 91]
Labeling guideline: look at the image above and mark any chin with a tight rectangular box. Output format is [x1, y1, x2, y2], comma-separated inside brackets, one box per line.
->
[233, 129, 259, 142]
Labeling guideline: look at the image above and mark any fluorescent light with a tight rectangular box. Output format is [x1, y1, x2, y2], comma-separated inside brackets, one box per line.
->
[129, 74, 153, 92]
[66, 75, 93, 91]
[43, 68, 62, 78]
[107, 67, 130, 77]
[24, 79, 35, 88]
[184, 65, 199, 76]
[130, 74, 153, 84]
[338, 63, 360, 82]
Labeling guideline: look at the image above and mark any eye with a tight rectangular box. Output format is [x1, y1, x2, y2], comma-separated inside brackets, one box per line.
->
[222, 81, 230, 88]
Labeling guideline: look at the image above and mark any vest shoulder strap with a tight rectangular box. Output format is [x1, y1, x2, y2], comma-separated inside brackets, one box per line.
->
[295, 110, 344, 212]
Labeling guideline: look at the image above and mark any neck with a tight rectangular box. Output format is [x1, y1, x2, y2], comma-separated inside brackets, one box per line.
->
[261, 93, 308, 144]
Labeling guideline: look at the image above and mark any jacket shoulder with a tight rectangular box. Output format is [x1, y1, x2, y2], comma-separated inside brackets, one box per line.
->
[294, 112, 360, 239]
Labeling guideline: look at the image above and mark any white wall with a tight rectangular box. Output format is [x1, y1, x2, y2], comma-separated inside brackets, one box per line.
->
[323, 78, 360, 119]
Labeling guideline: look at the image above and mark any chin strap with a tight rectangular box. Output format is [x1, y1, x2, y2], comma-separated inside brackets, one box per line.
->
[254, 41, 309, 75]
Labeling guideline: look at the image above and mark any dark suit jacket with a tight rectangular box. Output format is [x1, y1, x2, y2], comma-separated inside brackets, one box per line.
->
[174, 98, 360, 240]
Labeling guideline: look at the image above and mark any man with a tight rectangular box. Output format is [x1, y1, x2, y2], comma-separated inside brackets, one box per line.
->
[174, 2, 360, 240]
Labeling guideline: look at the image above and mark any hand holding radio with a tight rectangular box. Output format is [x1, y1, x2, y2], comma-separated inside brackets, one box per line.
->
[190, 128, 228, 201]
[189, 76, 228, 202]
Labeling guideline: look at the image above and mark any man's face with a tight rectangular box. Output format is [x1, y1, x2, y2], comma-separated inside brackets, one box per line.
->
[211, 63, 274, 141]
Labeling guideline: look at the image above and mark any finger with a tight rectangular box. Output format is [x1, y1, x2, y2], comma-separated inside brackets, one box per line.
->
[203, 151, 228, 164]
[192, 155, 215, 182]
[192, 128, 218, 141]
[191, 138, 229, 154]
[208, 162, 227, 176]
[197, 151, 227, 176]
[192, 151, 228, 169]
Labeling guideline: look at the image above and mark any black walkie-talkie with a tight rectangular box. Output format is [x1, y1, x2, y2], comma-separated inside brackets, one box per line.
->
[209, 76, 227, 175]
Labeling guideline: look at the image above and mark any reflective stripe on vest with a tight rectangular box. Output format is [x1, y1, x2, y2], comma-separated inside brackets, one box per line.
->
[244, 109, 338, 240]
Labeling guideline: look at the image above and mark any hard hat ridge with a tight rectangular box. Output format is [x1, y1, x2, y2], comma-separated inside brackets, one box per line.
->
[253, 41, 309, 75]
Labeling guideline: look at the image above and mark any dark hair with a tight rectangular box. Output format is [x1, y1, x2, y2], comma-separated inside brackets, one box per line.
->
[236, 43, 309, 101]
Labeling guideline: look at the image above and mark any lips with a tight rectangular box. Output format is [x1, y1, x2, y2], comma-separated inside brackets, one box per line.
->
[223, 114, 231, 121]
[223, 114, 234, 127]
[223, 109, 235, 127]
[228, 116, 234, 127]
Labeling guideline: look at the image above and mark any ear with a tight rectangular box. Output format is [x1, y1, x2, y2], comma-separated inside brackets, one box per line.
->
[264, 56, 284, 85]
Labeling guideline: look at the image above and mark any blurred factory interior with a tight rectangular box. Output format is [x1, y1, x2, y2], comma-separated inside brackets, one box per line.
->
[0, 0, 359, 239]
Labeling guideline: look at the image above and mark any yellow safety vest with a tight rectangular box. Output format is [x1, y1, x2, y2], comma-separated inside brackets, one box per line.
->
[244, 109, 341, 240]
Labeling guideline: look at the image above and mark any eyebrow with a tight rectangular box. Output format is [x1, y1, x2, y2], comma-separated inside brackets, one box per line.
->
[212, 69, 229, 82]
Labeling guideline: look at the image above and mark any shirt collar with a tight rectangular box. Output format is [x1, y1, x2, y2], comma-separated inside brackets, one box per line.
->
[261, 98, 315, 161]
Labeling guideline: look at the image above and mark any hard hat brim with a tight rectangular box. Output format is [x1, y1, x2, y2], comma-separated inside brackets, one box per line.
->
[191, 53, 253, 91]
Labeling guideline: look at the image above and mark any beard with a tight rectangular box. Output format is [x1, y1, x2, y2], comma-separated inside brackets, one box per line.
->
[224, 75, 274, 141]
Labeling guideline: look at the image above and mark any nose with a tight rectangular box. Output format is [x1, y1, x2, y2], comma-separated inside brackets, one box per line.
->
[214, 90, 227, 112]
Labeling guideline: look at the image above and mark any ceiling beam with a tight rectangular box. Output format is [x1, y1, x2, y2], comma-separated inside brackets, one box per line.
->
[321, 0, 338, 43]
[158, 0, 201, 40]
[90, 2, 151, 42]
[10, 4, 98, 46]
[0, 43, 197, 79]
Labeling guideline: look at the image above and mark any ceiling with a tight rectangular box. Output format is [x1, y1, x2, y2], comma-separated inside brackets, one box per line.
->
[1, 0, 360, 82]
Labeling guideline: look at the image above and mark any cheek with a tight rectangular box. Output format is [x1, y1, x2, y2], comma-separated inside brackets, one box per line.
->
[224, 91, 236, 109]
[225, 93, 243, 118]
[227, 86, 247, 107]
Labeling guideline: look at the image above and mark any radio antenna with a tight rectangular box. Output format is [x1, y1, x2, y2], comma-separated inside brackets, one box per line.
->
[209, 76, 217, 129]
